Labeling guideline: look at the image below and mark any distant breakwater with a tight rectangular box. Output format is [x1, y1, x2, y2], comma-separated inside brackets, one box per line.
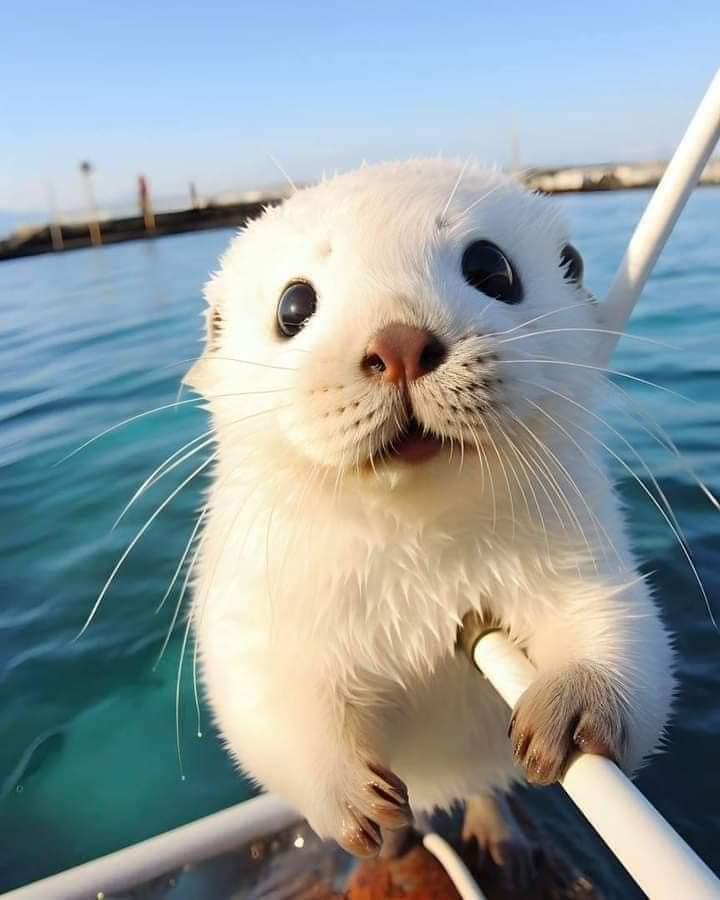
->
[0, 199, 277, 262]
[2, 159, 719, 262]
[525, 158, 720, 194]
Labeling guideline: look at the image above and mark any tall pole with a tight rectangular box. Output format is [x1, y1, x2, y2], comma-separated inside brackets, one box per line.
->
[138, 174, 156, 233]
[511, 128, 521, 175]
[79, 160, 102, 246]
[45, 183, 64, 252]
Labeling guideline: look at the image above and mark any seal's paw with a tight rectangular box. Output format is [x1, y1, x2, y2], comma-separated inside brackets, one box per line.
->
[509, 664, 627, 785]
[462, 793, 539, 890]
[338, 762, 413, 858]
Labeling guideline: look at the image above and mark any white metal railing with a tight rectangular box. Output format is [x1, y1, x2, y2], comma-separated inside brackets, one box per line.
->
[1, 794, 298, 900]
[464, 624, 720, 899]
[601, 68, 720, 360]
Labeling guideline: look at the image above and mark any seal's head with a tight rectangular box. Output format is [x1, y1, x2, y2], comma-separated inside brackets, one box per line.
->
[186, 160, 598, 492]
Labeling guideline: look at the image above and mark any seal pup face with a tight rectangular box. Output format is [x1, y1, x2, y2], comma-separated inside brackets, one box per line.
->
[186, 160, 599, 490]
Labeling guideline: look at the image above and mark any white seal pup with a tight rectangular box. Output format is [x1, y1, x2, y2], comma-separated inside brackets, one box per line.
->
[184, 160, 674, 876]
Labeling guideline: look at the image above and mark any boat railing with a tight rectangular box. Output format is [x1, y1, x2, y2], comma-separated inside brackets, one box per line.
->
[463, 618, 720, 899]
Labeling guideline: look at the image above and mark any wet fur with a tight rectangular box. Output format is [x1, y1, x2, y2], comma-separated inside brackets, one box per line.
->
[185, 160, 674, 850]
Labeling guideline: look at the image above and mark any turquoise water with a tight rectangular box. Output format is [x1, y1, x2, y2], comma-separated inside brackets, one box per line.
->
[1, 190, 718, 896]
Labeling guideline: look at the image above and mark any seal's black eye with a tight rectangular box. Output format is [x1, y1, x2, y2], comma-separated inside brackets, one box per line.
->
[461, 240, 522, 304]
[277, 281, 317, 337]
[560, 243, 583, 284]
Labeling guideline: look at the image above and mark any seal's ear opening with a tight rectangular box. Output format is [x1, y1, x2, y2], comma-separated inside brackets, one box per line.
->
[183, 305, 222, 395]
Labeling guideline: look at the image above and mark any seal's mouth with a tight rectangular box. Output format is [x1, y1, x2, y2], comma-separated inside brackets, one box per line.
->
[382, 415, 443, 464]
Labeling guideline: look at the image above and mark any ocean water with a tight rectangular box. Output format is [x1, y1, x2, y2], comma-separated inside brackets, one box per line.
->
[0, 189, 718, 897]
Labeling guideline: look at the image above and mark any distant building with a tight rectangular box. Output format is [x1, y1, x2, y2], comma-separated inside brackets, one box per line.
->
[524, 158, 720, 193]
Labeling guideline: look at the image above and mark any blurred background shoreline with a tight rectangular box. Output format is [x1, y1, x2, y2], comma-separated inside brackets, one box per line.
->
[3, 156, 720, 262]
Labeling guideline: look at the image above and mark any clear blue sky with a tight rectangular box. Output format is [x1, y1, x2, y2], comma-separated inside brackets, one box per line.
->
[2, 0, 718, 215]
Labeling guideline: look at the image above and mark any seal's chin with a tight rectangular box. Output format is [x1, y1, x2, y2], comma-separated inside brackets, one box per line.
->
[379, 416, 443, 465]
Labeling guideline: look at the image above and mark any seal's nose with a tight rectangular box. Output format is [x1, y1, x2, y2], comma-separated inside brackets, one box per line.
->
[362, 324, 446, 384]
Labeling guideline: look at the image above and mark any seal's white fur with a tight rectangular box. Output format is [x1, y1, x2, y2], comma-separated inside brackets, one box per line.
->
[186, 160, 674, 843]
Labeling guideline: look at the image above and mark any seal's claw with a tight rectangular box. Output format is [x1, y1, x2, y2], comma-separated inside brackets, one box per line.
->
[336, 761, 412, 857]
[510, 664, 627, 785]
[339, 806, 382, 858]
[363, 762, 413, 830]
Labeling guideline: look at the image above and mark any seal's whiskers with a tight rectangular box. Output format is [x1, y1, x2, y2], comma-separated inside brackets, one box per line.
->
[521, 381, 717, 631]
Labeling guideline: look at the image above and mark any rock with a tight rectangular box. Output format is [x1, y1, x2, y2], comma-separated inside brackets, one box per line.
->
[347, 844, 460, 899]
